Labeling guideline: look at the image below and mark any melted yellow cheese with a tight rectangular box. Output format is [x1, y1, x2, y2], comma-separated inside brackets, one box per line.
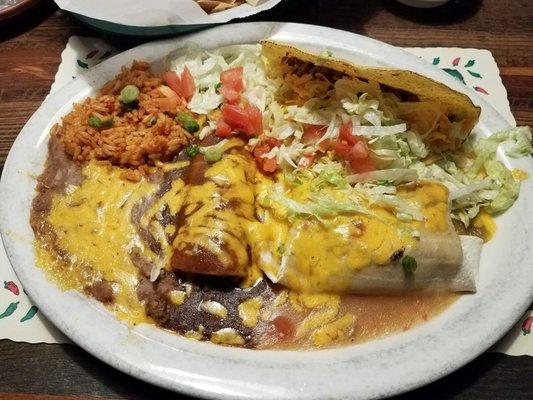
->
[155, 160, 190, 172]
[512, 168, 529, 181]
[173, 152, 257, 276]
[168, 290, 187, 306]
[210, 328, 245, 345]
[397, 182, 449, 233]
[238, 297, 262, 328]
[34, 150, 456, 349]
[248, 178, 452, 292]
[472, 211, 497, 242]
[287, 291, 355, 347]
[311, 313, 355, 347]
[200, 300, 228, 319]
[39, 162, 165, 324]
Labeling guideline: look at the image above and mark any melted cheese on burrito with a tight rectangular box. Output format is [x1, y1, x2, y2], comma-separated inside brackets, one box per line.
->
[248, 176, 455, 292]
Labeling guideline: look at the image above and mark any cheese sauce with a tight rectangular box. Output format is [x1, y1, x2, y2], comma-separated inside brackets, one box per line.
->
[37, 163, 163, 324]
[33, 148, 457, 349]
[248, 178, 452, 293]
[172, 152, 256, 276]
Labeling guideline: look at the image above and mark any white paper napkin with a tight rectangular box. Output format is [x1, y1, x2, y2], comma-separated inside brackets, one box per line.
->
[1, 36, 530, 356]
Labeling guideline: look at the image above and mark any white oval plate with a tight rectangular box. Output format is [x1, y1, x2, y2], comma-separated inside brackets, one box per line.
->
[1, 22, 532, 400]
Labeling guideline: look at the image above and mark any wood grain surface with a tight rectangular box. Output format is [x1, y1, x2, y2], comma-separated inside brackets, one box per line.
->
[0, 340, 531, 400]
[0, 0, 531, 399]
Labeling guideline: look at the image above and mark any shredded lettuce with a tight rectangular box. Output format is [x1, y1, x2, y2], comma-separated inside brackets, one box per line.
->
[346, 168, 418, 185]
[403, 130, 428, 158]
[352, 123, 407, 137]
[269, 191, 367, 221]
[271, 165, 423, 224]
[483, 159, 520, 213]
[170, 45, 531, 228]
[167, 44, 275, 117]
[262, 142, 310, 168]
[491, 126, 533, 158]
[369, 135, 413, 168]
[409, 126, 531, 225]
[285, 99, 333, 125]
[372, 195, 424, 222]
[507, 126, 533, 157]
[187, 86, 223, 115]
[310, 160, 345, 175]
[311, 171, 347, 190]
[341, 93, 384, 126]
[470, 126, 533, 177]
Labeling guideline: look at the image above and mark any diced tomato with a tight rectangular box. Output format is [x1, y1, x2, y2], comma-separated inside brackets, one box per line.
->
[302, 125, 327, 144]
[350, 140, 369, 159]
[253, 142, 271, 160]
[163, 67, 196, 101]
[350, 157, 375, 173]
[272, 315, 294, 338]
[302, 125, 331, 151]
[221, 104, 248, 129]
[219, 85, 240, 104]
[215, 120, 233, 137]
[220, 103, 262, 137]
[262, 157, 278, 172]
[262, 136, 282, 148]
[298, 154, 315, 168]
[155, 96, 179, 113]
[219, 67, 244, 103]
[332, 140, 353, 158]
[339, 120, 357, 145]
[163, 71, 182, 97]
[220, 67, 244, 92]
[180, 66, 196, 101]
[253, 136, 280, 173]
[244, 104, 263, 136]
[332, 124, 375, 173]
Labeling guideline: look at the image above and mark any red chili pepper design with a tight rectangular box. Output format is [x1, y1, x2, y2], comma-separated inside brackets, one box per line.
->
[3, 281, 19, 296]
[86, 49, 99, 59]
[474, 86, 489, 95]
[521, 316, 532, 336]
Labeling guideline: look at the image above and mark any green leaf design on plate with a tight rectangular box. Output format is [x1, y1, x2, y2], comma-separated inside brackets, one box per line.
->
[77, 59, 89, 69]
[432, 57, 440, 65]
[20, 305, 38, 322]
[0, 301, 19, 319]
[442, 68, 465, 83]
[464, 59, 476, 68]
[467, 70, 482, 78]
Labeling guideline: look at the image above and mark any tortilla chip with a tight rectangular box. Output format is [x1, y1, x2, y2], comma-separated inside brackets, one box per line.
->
[196, 0, 244, 13]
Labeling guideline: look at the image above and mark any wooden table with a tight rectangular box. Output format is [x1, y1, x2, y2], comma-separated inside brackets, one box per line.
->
[0, 0, 532, 398]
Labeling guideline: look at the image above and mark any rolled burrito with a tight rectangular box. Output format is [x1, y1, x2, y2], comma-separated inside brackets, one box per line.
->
[171, 141, 257, 277]
[248, 179, 483, 293]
